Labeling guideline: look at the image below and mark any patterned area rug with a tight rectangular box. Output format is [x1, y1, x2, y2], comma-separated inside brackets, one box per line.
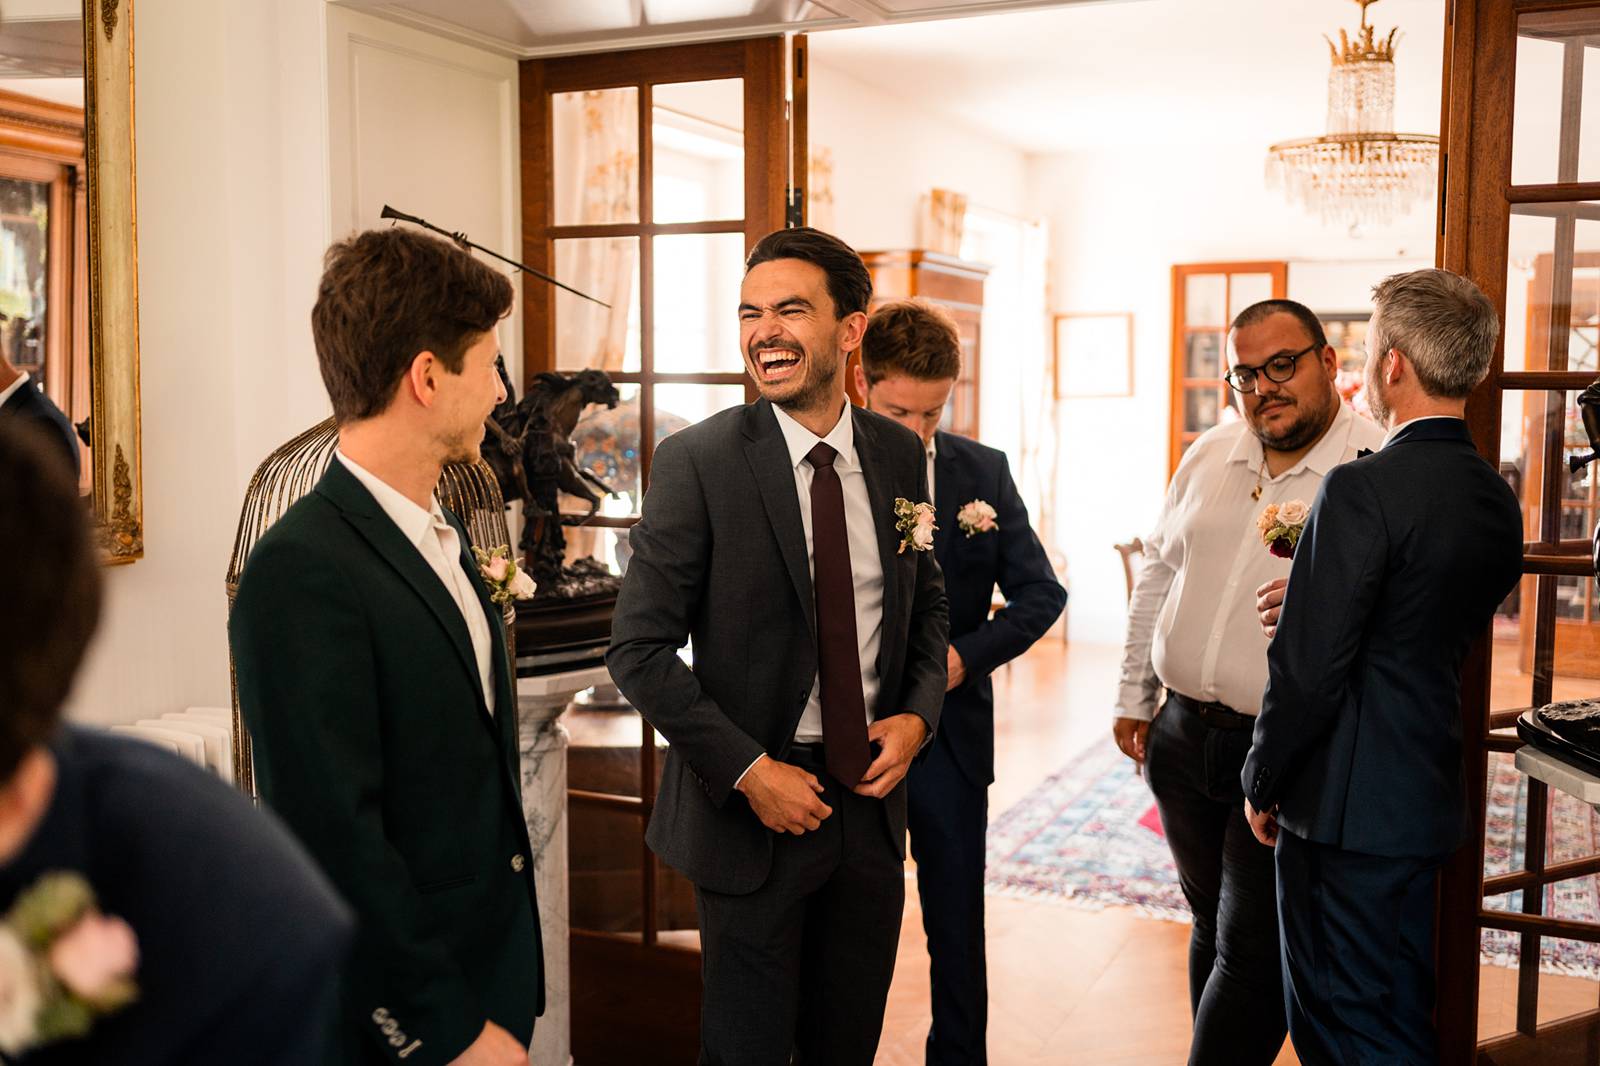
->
[985, 741, 1600, 977]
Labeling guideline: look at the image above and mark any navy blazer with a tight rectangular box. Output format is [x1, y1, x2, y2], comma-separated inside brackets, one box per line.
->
[1, 376, 79, 480]
[1243, 418, 1522, 858]
[0, 728, 352, 1065]
[932, 431, 1066, 785]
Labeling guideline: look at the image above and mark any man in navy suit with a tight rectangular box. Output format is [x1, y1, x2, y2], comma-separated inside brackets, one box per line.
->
[855, 299, 1066, 1065]
[1246, 269, 1523, 1064]
[0, 334, 80, 480]
[0, 419, 352, 1065]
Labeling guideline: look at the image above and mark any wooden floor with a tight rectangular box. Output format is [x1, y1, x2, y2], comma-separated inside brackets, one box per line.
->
[874, 639, 1600, 1064]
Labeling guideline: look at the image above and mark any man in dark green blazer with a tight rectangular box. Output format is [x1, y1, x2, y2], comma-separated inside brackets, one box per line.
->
[231, 228, 542, 1066]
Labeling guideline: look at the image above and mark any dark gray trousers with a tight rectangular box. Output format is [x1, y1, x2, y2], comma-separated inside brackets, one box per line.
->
[694, 745, 905, 1066]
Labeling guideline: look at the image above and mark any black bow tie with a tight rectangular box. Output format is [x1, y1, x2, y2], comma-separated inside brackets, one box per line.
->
[1357, 448, 1374, 459]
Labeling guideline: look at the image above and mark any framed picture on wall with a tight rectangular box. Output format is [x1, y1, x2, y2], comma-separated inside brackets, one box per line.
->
[1054, 312, 1134, 399]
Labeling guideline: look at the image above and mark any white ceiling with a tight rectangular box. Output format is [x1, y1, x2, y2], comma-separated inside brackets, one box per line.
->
[331, 0, 1127, 57]
[808, 0, 1447, 154]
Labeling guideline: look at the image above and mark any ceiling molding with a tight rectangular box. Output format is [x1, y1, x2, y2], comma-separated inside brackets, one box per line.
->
[334, 0, 1123, 60]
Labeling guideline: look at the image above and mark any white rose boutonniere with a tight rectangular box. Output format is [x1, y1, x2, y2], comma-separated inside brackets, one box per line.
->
[956, 499, 999, 538]
[1257, 500, 1310, 559]
[472, 545, 537, 606]
[0, 872, 140, 1057]
[893, 498, 937, 554]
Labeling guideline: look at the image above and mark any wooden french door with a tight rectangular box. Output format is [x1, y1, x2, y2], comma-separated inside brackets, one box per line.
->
[519, 36, 804, 1064]
[1437, 2, 1600, 1062]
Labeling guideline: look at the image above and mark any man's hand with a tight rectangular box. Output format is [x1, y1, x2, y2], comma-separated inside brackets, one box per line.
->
[853, 713, 929, 798]
[1112, 716, 1150, 770]
[737, 755, 833, 834]
[1256, 578, 1288, 639]
[945, 646, 968, 692]
[448, 1021, 527, 1066]
[1244, 798, 1279, 847]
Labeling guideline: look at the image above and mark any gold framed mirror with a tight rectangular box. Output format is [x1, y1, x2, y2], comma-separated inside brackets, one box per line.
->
[0, 0, 142, 564]
[85, 0, 143, 562]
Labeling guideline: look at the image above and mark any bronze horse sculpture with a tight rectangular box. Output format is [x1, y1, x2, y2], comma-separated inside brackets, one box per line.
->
[484, 363, 621, 591]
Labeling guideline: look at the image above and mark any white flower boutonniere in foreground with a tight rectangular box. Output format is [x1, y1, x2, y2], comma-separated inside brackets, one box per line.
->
[894, 498, 937, 554]
[1257, 499, 1310, 559]
[473, 545, 537, 606]
[956, 499, 999, 538]
[0, 872, 140, 1057]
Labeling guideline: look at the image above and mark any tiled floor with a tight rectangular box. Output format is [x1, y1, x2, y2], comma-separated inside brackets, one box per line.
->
[875, 638, 1600, 1064]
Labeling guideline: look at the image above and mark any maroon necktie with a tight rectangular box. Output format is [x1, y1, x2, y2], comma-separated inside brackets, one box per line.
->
[805, 442, 872, 786]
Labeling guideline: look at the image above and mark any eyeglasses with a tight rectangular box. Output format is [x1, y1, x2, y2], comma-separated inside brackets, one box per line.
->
[1223, 344, 1318, 394]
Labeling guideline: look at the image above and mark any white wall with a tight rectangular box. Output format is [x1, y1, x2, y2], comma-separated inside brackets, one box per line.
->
[806, 56, 1028, 253]
[67, 0, 522, 724]
[1029, 143, 1436, 646]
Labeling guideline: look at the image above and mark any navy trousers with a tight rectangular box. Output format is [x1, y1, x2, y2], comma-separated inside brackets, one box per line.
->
[1275, 829, 1443, 1066]
[907, 732, 989, 1066]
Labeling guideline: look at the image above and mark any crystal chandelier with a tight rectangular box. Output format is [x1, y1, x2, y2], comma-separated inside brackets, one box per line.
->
[1265, 0, 1440, 233]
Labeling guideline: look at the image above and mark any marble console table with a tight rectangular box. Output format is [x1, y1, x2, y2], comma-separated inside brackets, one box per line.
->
[1515, 744, 1600, 806]
[517, 663, 611, 1066]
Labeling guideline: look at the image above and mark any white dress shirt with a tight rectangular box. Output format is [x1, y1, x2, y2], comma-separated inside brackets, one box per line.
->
[335, 451, 497, 718]
[1115, 403, 1387, 721]
[0, 370, 32, 409]
[925, 434, 938, 504]
[771, 402, 885, 741]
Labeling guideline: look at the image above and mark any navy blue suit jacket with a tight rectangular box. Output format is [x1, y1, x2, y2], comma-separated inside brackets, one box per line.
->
[1243, 418, 1522, 858]
[1, 376, 79, 481]
[932, 431, 1066, 785]
[0, 727, 352, 1065]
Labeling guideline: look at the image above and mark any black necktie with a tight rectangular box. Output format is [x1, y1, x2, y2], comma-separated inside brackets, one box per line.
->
[805, 442, 872, 786]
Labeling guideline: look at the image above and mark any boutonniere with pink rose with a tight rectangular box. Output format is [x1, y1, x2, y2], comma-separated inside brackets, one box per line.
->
[0, 872, 140, 1057]
[1257, 499, 1310, 559]
[956, 499, 999, 538]
[472, 544, 537, 606]
[893, 498, 937, 554]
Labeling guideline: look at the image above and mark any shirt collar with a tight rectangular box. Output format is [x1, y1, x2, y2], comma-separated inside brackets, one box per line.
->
[0, 371, 32, 409]
[334, 449, 444, 549]
[1383, 414, 1464, 449]
[1226, 402, 1356, 479]
[771, 400, 856, 472]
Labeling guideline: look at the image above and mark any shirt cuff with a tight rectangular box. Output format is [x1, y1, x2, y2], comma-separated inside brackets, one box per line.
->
[732, 753, 766, 790]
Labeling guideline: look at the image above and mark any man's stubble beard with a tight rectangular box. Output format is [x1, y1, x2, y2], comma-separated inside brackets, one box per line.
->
[768, 346, 843, 415]
[1250, 390, 1339, 455]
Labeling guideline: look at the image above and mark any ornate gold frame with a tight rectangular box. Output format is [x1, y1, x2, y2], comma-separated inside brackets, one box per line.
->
[84, 0, 143, 563]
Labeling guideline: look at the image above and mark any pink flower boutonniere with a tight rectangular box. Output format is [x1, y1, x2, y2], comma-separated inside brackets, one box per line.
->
[1257, 499, 1310, 559]
[893, 498, 937, 554]
[956, 499, 999, 538]
[473, 545, 537, 606]
[0, 872, 139, 1057]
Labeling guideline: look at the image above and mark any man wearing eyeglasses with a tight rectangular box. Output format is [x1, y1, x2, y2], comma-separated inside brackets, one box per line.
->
[1112, 299, 1385, 1065]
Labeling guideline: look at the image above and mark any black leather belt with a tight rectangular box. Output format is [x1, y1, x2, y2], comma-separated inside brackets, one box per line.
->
[1171, 692, 1255, 731]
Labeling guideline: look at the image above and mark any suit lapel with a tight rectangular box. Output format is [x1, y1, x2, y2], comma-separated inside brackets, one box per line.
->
[934, 432, 961, 570]
[852, 408, 901, 646]
[743, 400, 817, 637]
[316, 461, 494, 735]
[445, 517, 522, 768]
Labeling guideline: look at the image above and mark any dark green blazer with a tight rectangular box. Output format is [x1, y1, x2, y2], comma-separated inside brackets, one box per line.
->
[230, 457, 543, 1066]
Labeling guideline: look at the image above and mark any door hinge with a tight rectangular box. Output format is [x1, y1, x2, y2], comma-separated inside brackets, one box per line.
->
[786, 186, 804, 228]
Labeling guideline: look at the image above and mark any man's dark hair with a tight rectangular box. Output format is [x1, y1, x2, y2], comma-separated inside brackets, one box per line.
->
[1230, 298, 1329, 352]
[0, 421, 100, 782]
[311, 227, 514, 423]
[744, 227, 872, 318]
[860, 299, 962, 384]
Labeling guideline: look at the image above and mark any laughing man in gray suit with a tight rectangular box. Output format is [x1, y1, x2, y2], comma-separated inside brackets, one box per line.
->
[607, 227, 949, 1066]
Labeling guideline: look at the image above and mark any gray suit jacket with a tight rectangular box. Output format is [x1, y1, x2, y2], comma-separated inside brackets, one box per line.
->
[607, 398, 949, 895]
